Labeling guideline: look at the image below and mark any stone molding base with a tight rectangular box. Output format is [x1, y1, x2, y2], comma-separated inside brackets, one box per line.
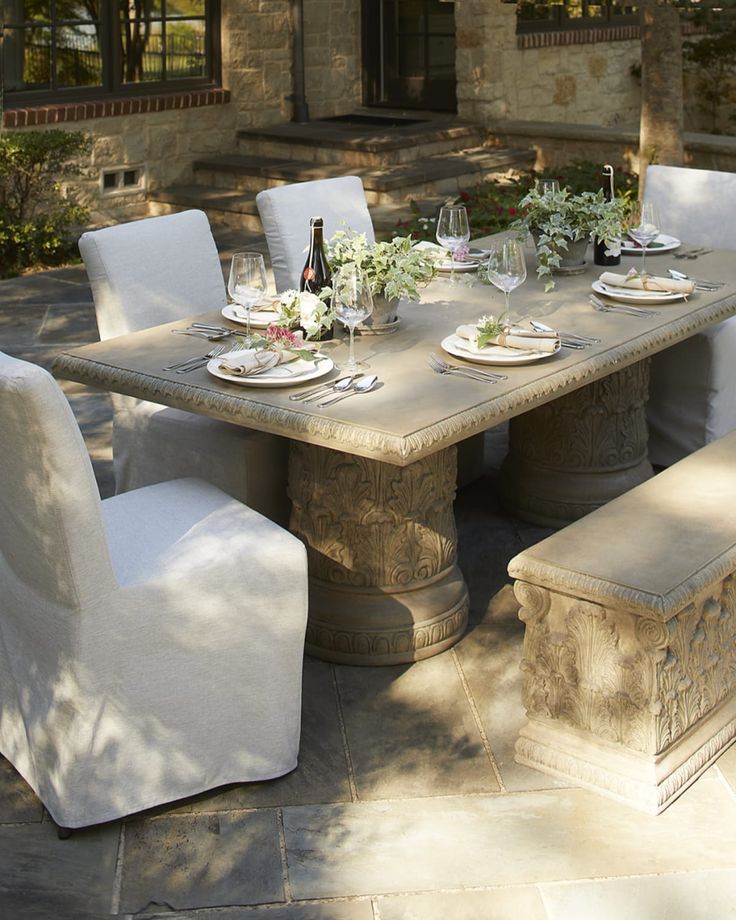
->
[516, 699, 736, 815]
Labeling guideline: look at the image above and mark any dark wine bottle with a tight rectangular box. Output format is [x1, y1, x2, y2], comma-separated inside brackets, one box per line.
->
[298, 216, 334, 340]
[594, 164, 621, 267]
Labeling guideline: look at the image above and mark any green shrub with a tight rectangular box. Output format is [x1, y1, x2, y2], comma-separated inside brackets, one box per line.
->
[396, 161, 639, 241]
[0, 129, 92, 278]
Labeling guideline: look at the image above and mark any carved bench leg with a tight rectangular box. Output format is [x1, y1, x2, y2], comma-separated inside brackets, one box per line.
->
[288, 442, 469, 665]
[514, 579, 736, 814]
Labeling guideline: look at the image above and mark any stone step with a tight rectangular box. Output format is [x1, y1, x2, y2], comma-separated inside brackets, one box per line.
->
[191, 147, 533, 205]
[236, 116, 487, 167]
[146, 185, 430, 235]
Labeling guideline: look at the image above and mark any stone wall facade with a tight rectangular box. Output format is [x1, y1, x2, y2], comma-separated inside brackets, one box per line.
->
[455, 0, 641, 130]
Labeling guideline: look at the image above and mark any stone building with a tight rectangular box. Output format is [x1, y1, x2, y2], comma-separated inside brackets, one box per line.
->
[0, 1, 713, 223]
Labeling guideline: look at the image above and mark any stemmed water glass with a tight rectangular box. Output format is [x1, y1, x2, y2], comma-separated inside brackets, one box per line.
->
[627, 202, 660, 274]
[332, 264, 373, 373]
[436, 204, 470, 284]
[486, 238, 527, 325]
[227, 252, 267, 343]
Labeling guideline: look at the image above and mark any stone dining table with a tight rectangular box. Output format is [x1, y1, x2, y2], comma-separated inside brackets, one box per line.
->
[52, 245, 736, 666]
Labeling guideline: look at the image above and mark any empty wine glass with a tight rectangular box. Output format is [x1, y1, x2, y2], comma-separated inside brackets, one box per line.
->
[227, 252, 267, 342]
[332, 264, 373, 373]
[540, 179, 560, 197]
[436, 204, 470, 284]
[486, 238, 527, 325]
[627, 201, 660, 274]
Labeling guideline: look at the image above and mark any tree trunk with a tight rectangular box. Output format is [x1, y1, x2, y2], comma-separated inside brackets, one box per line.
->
[639, 0, 685, 195]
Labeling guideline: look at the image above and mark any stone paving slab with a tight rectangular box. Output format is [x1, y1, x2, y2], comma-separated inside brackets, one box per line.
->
[336, 652, 500, 800]
[539, 869, 736, 920]
[141, 901, 375, 920]
[377, 885, 549, 920]
[0, 819, 119, 914]
[282, 772, 736, 900]
[0, 757, 44, 824]
[120, 811, 285, 913]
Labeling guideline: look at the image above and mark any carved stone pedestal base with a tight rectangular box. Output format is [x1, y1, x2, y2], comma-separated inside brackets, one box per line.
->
[289, 442, 469, 665]
[500, 360, 653, 526]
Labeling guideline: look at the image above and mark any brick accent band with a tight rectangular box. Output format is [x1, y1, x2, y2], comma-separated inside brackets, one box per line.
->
[517, 21, 705, 49]
[3, 87, 230, 129]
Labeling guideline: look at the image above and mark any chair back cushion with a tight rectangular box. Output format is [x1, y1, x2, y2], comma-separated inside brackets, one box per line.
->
[79, 210, 226, 340]
[0, 352, 116, 606]
[256, 176, 375, 292]
[643, 165, 736, 250]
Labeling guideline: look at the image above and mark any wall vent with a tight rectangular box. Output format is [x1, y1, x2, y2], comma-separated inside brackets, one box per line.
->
[100, 165, 146, 196]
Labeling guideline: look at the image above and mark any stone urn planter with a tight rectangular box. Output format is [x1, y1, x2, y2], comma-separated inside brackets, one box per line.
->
[359, 293, 401, 334]
[550, 236, 589, 275]
[532, 231, 588, 276]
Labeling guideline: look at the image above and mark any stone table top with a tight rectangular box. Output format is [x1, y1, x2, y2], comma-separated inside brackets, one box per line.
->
[52, 248, 736, 467]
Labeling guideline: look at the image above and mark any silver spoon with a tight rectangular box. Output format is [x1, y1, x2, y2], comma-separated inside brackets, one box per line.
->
[318, 374, 378, 407]
[667, 269, 723, 289]
[297, 374, 362, 404]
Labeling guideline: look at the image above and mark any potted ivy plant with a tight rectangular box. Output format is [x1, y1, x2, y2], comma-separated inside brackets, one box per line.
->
[327, 229, 437, 331]
[513, 186, 627, 290]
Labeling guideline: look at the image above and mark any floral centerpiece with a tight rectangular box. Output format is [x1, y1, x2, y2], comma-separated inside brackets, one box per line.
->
[512, 186, 627, 290]
[233, 324, 319, 361]
[274, 287, 334, 341]
[326, 229, 437, 329]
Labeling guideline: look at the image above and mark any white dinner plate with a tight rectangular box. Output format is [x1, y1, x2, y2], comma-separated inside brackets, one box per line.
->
[436, 259, 480, 273]
[207, 352, 333, 387]
[441, 333, 561, 366]
[222, 302, 281, 329]
[591, 279, 686, 305]
[620, 233, 681, 255]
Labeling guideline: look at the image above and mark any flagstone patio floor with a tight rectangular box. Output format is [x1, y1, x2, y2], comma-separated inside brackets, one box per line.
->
[1, 227, 736, 920]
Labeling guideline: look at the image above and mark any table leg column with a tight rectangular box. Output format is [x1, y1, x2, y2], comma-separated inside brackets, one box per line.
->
[500, 359, 653, 527]
[288, 442, 469, 665]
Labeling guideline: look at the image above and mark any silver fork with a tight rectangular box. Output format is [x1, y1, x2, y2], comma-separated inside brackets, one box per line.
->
[589, 295, 659, 318]
[163, 343, 228, 373]
[428, 353, 507, 383]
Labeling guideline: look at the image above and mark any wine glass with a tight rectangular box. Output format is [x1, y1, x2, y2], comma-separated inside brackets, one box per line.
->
[227, 252, 267, 342]
[627, 202, 660, 274]
[332, 264, 373, 373]
[486, 238, 527, 325]
[540, 179, 560, 197]
[436, 204, 470, 284]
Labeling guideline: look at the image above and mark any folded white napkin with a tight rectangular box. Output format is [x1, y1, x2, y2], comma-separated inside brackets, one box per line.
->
[455, 324, 560, 354]
[218, 348, 295, 377]
[231, 295, 280, 316]
[599, 272, 694, 294]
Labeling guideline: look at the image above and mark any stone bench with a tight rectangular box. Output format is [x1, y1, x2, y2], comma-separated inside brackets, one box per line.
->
[508, 431, 736, 814]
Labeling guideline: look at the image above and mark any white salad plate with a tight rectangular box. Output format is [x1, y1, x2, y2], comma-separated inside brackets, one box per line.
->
[222, 302, 281, 329]
[620, 234, 681, 255]
[591, 280, 686, 305]
[207, 353, 333, 387]
[441, 334, 560, 366]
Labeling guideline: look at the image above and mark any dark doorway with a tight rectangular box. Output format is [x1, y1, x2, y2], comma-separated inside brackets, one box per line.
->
[363, 0, 457, 112]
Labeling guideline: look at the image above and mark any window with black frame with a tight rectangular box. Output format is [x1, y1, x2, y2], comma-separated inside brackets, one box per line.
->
[517, 1, 639, 32]
[2, 0, 218, 103]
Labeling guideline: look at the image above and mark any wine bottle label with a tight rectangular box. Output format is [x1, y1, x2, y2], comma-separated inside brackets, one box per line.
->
[303, 267, 316, 282]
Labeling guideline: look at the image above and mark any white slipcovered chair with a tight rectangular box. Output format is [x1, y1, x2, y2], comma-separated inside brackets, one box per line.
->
[78, 210, 289, 524]
[0, 350, 308, 829]
[643, 165, 736, 465]
[256, 176, 375, 292]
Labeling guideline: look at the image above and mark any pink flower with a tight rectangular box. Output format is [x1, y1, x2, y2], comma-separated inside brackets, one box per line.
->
[454, 243, 470, 262]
